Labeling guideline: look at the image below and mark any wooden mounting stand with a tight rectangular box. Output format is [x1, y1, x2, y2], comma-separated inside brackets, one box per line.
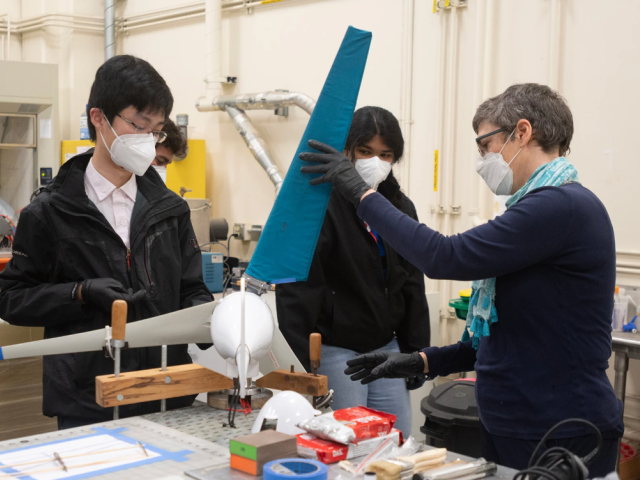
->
[255, 368, 328, 397]
[96, 364, 233, 407]
[96, 302, 330, 411]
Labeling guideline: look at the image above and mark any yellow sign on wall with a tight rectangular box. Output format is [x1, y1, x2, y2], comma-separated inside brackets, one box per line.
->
[166, 139, 206, 199]
[434, 149, 439, 192]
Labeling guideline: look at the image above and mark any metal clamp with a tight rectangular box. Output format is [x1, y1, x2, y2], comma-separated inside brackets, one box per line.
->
[242, 273, 272, 296]
[103, 325, 128, 360]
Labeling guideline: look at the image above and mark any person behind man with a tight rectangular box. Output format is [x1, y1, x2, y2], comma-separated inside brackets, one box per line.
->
[151, 118, 188, 183]
[276, 107, 430, 438]
[300, 84, 622, 476]
[0, 55, 212, 429]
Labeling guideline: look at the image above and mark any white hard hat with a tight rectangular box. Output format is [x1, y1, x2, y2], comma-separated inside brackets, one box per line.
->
[252, 391, 321, 436]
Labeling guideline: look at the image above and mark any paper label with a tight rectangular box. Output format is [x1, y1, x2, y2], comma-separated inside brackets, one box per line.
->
[39, 119, 51, 139]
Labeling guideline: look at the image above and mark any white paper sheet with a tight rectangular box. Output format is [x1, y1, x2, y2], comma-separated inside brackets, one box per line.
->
[0, 433, 161, 480]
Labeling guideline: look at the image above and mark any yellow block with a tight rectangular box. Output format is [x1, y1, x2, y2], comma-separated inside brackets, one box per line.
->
[166, 139, 206, 199]
[61, 140, 94, 165]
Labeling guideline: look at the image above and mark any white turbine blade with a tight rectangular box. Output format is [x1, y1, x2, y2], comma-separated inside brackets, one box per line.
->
[0, 302, 216, 361]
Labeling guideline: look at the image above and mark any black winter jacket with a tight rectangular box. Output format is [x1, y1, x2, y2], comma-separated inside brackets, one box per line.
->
[0, 151, 213, 421]
[276, 174, 430, 372]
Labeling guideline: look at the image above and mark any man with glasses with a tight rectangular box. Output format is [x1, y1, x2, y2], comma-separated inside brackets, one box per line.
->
[151, 118, 188, 184]
[0, 55, 212, 429]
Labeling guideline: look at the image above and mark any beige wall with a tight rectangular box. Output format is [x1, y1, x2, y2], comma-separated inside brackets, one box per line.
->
[3, 0, 640, 436]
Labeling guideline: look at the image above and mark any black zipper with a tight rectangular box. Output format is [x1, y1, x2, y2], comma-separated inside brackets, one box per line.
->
[143, 237, 156, 295]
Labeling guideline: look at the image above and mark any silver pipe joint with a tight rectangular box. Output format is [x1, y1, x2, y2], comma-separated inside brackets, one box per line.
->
[197, 91, 316, 115]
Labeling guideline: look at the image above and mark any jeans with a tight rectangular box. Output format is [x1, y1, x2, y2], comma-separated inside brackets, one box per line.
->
[480, 423, 619, 478]
[318, 337, 412, 438]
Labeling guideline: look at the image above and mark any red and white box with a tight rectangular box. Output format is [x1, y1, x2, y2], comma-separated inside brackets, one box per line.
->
[297, 406, 397, 444]
[296, 429, 402, 465]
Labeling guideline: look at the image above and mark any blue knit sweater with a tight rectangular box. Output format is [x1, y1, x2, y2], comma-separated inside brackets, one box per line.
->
[357, 183, 623, 439]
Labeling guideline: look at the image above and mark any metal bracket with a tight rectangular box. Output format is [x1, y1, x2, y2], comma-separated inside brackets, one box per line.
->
[313, 389, 334, 410]
[434, 0, 467, 12]
[242, 273, 273, 296]
[450, 206, 461, 215]
[103, 326, 129, 359]
[430, 205, 447, 214]
[274, 89, 289, 117]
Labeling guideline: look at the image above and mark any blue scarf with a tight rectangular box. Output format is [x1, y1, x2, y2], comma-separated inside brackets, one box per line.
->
[461, 157, 581, 349]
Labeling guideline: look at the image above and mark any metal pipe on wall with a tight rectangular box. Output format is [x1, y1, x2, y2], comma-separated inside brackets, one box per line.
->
[203, 0, 223, 101]
[225, 106, 284, 194]
[395, 0, 415, 196]
[197, 91, 316, 115]
[469, 0, 488, 228]
[548, 0, 561, 90]
[432, 5, 449, 319]
[105, 0, 115, 60]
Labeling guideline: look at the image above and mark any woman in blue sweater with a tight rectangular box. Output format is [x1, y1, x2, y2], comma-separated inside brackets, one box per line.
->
[299, 83, 623, 476]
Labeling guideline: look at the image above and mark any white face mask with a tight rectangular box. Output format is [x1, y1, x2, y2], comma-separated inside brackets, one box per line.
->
[99, 113, 157, 176]
[476, 129, 522, 196]
[355, 156, 392, 190]
[153, 165, 167, 184]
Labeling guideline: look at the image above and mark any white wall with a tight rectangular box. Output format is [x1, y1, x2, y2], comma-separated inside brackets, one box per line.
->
[4, 0, 640, 437]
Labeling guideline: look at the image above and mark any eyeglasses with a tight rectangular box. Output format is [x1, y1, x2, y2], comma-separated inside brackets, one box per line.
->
[475, 127, 508, 156]
[116, 114, 168, 143]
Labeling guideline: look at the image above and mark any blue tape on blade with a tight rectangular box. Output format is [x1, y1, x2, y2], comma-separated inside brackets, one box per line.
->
[0, 347, 3, 361]
[264, 459, 328, 480]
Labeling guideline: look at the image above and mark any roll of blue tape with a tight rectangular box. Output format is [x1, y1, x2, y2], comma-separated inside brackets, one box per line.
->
[263, 459, 328, 480]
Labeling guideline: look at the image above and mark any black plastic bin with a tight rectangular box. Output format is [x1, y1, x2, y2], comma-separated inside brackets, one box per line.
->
[420, 379, 482, 458]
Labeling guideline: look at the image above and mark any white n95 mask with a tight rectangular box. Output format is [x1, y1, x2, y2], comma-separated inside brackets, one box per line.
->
[153, 165, 167, 184]
[476, 129, 522, 196]
[99, 114, 157, 176]
[355, 156, 392, 191]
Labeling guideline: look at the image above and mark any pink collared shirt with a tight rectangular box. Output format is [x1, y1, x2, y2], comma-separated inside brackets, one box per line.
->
[84, 158, 137, 248]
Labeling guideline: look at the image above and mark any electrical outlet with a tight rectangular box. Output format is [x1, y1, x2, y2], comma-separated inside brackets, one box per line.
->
[233, 223, 247, 241]
[233, 223, 263, 242]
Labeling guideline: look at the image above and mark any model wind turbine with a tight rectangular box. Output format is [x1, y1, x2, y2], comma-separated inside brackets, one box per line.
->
[0, 26, 372, 409]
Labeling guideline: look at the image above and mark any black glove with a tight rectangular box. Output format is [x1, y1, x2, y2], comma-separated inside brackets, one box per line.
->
[344, 351, 425, 385]
[406, 375, 427, 391]
[299, 140, 371, 206]
[80, 278, 147, 312]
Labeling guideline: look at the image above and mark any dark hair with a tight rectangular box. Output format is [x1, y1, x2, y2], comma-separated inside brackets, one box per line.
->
[472, 83, 573, 156]
[160, 118, 188, 159]
[344, 106, 404, 163]
[86, 55, 173, 142]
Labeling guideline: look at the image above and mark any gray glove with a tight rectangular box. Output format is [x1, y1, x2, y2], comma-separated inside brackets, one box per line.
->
[299, 140, 371, 206]
[344, 351, 425, 385]
[80, 278, 146, 312]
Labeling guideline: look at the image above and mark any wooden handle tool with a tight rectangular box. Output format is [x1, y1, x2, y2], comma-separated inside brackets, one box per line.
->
[310, 333, 321, 376]
[111, 300, 127, 342]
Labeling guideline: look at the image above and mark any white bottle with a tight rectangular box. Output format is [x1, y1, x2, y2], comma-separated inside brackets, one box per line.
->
[80, 105, 89, 140]
[612, 286, 628, 332]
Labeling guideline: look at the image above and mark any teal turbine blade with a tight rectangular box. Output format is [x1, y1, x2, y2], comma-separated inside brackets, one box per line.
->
[245, 26, 372, 284]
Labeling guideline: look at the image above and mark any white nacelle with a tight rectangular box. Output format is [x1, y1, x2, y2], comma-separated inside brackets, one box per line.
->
[210, 291, 275, 397]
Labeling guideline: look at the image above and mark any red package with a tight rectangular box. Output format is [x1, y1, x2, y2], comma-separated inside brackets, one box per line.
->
[296, 429, 402, 464]
[297, 406, 397, 444]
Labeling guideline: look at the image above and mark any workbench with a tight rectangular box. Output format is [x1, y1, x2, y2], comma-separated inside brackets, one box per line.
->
[612, 331, 640, 406]
[611, 331, 640, 469]
[0, 401, 517, 479]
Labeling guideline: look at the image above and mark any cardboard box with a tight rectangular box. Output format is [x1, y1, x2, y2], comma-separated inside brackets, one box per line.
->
[296, 429, 402, 464]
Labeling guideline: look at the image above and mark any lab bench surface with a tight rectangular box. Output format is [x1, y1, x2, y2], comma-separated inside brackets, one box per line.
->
[0, 401, 517, 479]
[142, 402, 517, 480]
